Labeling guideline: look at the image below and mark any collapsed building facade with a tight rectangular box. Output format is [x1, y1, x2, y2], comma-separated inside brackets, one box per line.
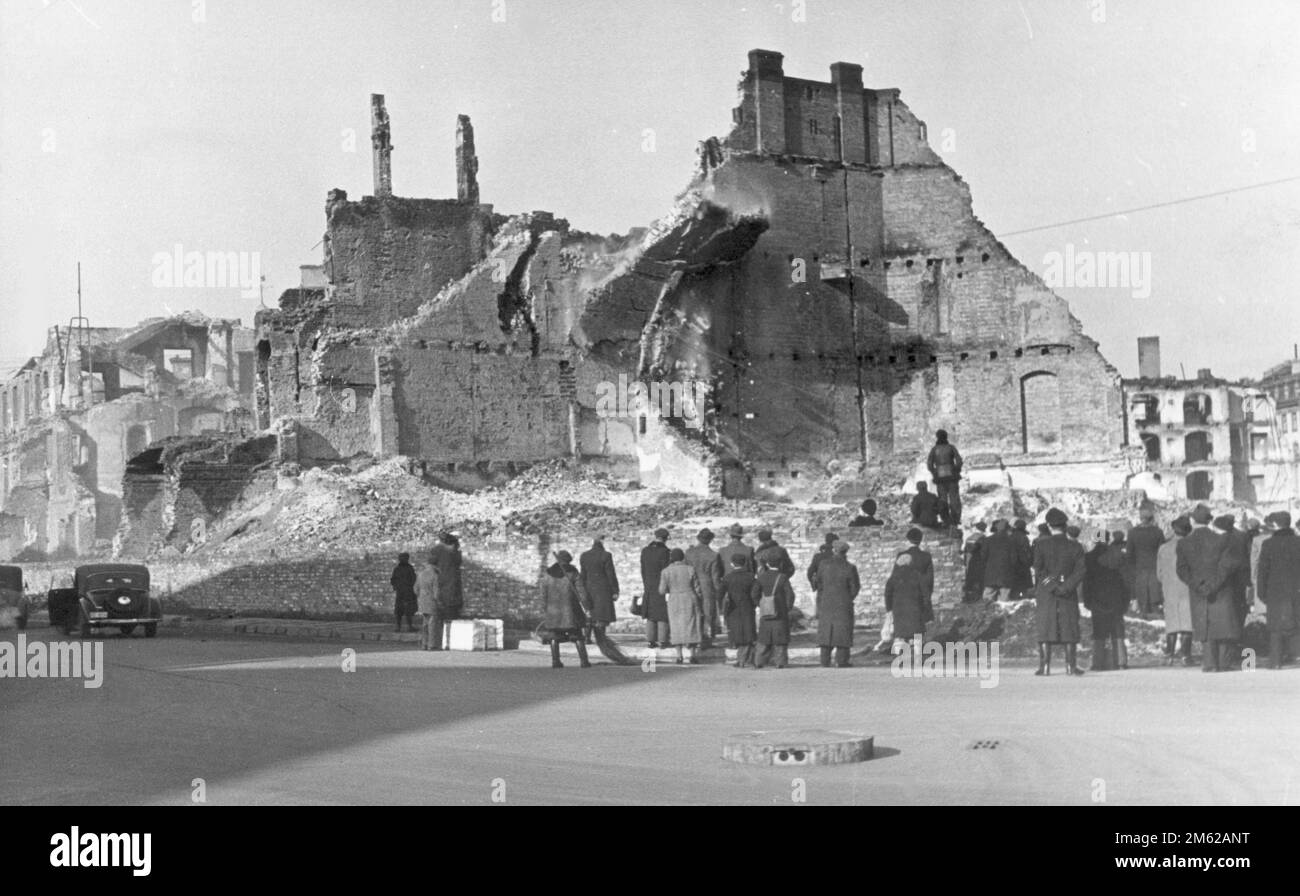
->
[0, 314, 255, 558]
[255, 50, 1124, 497]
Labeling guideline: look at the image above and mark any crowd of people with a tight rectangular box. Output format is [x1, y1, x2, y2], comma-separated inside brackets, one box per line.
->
[387, 426, 1299, 673]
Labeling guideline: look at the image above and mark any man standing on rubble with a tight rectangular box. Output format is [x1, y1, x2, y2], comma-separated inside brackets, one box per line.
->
[640, 528, 672, 648]
[910, 482, 943, 530]
[684, 528, 725, 648]
[926, 429, 963, 526]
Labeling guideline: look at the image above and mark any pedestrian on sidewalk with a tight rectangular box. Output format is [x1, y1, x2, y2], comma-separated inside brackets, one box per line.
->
[640, 527, 672, 648]
[659, 548, 704, 664]
[816, 541, 860, 668]
[430, 531, 464, 620]
[1032, 507, 1087, 676]
[1157, 516, 1195, 665]
[1176, 504, 1242, 673]
[720, 554, 758, 668]
[416, 552, 443, 651]
[1256, 511, 1300, 670]
[753, 554, 796, 669]
[684, 528, 724, 648]
[390, 552, 418, 633]
[539, 550, 592, 669]
[1087, 530, 1131, 671]
[579, 536, 619, 645]
[885, 552, 927, 652]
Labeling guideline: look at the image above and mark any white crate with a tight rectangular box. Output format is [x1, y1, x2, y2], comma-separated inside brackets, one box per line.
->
[441, 618, 504, 651]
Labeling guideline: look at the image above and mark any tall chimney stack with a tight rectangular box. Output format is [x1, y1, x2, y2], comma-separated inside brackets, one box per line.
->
[1137, 336, 1161, 379]
[371, 94, 392, 197]
[456, 114, 479, 204]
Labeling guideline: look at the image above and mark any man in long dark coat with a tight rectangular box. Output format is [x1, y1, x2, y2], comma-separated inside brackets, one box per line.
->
[1219, 514, 1253, 652]
[807, 533, 837, 594]
[752, 554, 796, 669]
[717, 523, 756, 574]
[962, 522, 988, 603]
[684, 528, 724, 648]
[640, 528, 672, 647]
[1010, 519, 1034, 599]
[815, 541, 860, 668]
[902, 527, 935, 625]
[1176, 505, 1243, 672]
[1087, 532, 1131, 671]
[579, 537, 619, 644]
[390, 552, 418, 632]
[430, 532, 464, 619]
[719, 554, 758, 667]
[1032, 507, 1087, 676]
[982, 520, 1018, 601]
[754, 528, 796, 579]
[1127, 506, 1165, 617]
[1256, 511, 1300, 670]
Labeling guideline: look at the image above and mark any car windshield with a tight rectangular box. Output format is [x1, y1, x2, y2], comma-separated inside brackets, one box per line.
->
[83, 572, 148, 592]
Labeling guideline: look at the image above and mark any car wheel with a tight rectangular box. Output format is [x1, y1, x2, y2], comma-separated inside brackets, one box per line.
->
[79, 608, 92, 639]
[144, 623, 157, 638]
[119, 624, 136, 636]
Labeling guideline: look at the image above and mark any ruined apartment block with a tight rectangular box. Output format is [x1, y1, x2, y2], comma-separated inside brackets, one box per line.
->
[0, 314, 255, 558]
[256, 52, 1124, 497]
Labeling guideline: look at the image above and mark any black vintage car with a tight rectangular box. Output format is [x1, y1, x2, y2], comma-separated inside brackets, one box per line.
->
[1, 564, 29, 630]
[70, 563, 161, 638]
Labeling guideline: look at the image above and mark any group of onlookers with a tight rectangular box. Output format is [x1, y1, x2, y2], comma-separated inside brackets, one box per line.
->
[388, 532, 464, 651]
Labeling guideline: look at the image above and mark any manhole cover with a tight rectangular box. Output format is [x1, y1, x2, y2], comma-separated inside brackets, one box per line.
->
[968, 739, 1001, 750]
[723, 729, 873, 766]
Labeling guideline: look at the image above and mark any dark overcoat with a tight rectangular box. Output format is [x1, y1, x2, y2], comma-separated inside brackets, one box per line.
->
[815, 556, 860, 647]
[753, 568, 795, 646]
[640, 541, 671, 623]
[755, 540, 796, 578]
[885, 560, 928, 640]
[1011, 530, 1034, 591]
[719, 569, 758, 646]
[1086, 542, 1128, 640]
[1032, 534, 1086, 643]
[430, 542, 463, 611]
[1257, 528, 1300, 634]
[684, 544, 723, 604]
[962, 534, 986, 599]
[911, 492, 941, 528]
[540, 564, 589, 641]
[807, 546, 834, 590]
[579, 544, 619, 624]
[717, 539, 756, 574]
[904, 546, 935, 622]
[1128, 524, 1165, 614]
[1176, 527, 1243, 641]
[982, 532, 1018, 589]
[390, 561, 417, 615]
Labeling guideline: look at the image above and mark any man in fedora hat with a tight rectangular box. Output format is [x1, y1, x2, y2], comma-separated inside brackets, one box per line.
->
[1177, 504, 1242, 672]
[1032, 507, 1087, 676]
[640, 528, 672, 648]
[685, 528, 725, 647]
[1256, 511, 1300, 669]
[717, 523, 756, 574]
[430, 530, 464, 620]
[816, 541, 860, 668]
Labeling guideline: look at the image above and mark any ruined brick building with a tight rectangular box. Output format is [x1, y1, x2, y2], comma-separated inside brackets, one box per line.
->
[0, 314, 255, 557]
[257, 51, 1124, 497]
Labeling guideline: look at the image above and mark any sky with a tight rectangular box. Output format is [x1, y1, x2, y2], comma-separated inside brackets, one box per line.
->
[1, 0, 1297, 381]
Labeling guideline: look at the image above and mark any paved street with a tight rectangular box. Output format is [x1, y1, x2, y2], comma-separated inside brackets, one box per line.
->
[2, 626, 1297, 805]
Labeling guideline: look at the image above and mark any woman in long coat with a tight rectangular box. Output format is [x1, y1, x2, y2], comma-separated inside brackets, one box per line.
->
[816, 542, 860, 668]
[719, 555, 758, 667]
[885, 553, 927, 644]
[659, 548, 703, 664]
[579, 538, 619, 643]
[539, 551, 591, 669]
[1155, 517, 1194, 665]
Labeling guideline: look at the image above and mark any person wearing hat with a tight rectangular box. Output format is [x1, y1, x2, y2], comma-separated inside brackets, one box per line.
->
[1128, 505, 1166, 618]
[926, 429, 963, 526]
[685, 528, 725, 648]
[430, 531, 464, 621]
[1087, 530, 1132, 671]
[579, 537, 619, 645]
[639, 528, 673, 648]
[849, 499, 884, 528]
[754, 528, 795, 579]
[1217, 514, 1252, 642]
[815, 541, 860, 668]
[539, 550, 592, 669]
[981, 520, 1017, 602]
[719, 553, 759, 667]
[1031, 507, 1087, 675]
[1249, 516, 1272, 613]
[1176, 504, 1243, 672]
[753, 552, 797, 668]
[961, 522, 988, 603]
[416, 550, 443, 650]
[807, 532, 839, 594]
[1156, 516, 1195, 665]
[903, 528, 935, 625]
[717, 523, 756, 575]
[910, 481, 943, 530]
[390, 551, 418, 633]
[1010, 519, 1034, 600]
[658, 548, 704, 664]
[1256, 511, 1299, 669]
